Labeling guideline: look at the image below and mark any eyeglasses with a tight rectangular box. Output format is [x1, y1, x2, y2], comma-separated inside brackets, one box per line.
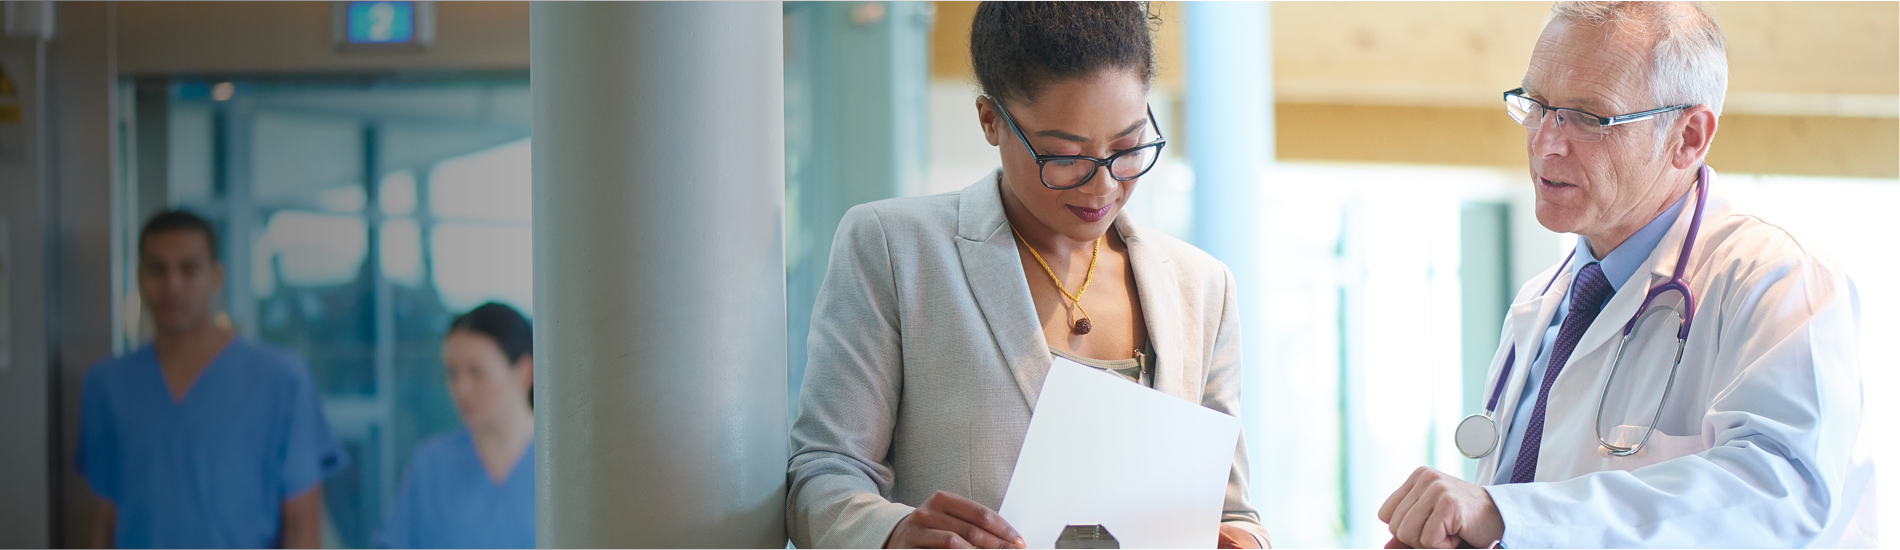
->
[1503, 87, 1691, 143]
[990, 97, 1167, 190]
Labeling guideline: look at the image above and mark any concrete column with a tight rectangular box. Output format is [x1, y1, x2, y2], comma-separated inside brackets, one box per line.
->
[531, 2, 787, 548]
[0, 20, 54, 550]
[1187, 0, 1273, 252]
[50, 3, 120, 547]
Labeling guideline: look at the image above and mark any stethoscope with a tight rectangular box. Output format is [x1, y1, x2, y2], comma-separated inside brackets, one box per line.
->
[1454, 164, 1709, 460]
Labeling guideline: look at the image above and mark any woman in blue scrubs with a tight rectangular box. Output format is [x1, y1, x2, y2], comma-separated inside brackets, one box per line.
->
[375, 303, 536, 548]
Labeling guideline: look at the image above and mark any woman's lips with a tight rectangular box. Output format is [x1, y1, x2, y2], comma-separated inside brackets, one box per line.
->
[1067, 204, 1112, 223]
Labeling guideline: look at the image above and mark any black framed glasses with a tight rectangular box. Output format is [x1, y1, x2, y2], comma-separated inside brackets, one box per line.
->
[990, 97, 1167, 190]
[1503, 87, 1691, 143]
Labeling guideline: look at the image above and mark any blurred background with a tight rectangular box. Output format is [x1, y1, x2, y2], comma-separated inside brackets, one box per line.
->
[1, 1, 1894, 548]
[1, 2, 533, 547]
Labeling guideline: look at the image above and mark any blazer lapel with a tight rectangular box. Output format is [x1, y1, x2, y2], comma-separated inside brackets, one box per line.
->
[1117, 218, 1190, 401]
[955, 172, 1054, 410]
[1495, 278, 1568, 433]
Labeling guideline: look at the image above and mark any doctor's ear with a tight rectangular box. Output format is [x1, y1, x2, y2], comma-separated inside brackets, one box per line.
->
[1668, 105, 1718, 170]
[976, 97, 1003, 147]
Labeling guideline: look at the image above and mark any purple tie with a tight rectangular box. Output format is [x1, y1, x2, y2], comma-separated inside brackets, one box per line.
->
[1509, 262, 1616, 484]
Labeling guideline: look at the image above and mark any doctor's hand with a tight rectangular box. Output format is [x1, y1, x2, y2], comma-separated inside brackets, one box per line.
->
[885, 491, 1026, 549]
[1377, 467, 1504, 549]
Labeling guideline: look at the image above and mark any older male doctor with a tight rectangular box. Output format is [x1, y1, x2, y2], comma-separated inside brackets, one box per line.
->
[1377, 2, 1875, 548]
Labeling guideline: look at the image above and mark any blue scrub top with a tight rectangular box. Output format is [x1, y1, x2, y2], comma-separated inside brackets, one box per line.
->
[375, 428, 535, 549]
[75, 336, 348, 549]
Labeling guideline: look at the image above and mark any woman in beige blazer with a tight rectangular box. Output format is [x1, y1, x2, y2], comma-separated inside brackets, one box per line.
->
[788, 3, 1268, 548]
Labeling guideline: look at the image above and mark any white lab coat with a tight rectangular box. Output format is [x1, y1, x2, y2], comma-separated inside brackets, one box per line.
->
[1473, 168, 1876, 548]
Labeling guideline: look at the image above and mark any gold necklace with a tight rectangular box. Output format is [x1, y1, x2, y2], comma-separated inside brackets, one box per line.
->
[1008, 223, 1101, 335]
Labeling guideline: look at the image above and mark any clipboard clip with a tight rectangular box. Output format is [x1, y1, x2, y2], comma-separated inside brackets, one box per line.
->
[1055, 524, 1119, 549]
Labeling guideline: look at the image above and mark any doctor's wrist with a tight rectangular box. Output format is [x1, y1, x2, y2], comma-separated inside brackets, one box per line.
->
[1470, 487, 1506, 548]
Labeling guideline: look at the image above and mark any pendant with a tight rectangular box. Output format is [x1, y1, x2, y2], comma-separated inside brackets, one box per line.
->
[1073, 318, 1092, 335]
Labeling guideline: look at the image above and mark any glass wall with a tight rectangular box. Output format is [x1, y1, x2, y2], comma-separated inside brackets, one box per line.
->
[115, 74, 532, 548]
[1238, 163, 1523, 547]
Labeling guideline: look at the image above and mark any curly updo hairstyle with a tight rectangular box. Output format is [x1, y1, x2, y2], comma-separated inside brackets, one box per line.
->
[969, 1, 1160, 106]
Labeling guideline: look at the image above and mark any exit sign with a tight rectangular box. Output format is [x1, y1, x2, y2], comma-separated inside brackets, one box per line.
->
[334, 1, 435, 52]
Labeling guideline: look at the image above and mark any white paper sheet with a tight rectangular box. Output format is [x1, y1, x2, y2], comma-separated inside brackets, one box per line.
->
[998, 357, 1242, 549]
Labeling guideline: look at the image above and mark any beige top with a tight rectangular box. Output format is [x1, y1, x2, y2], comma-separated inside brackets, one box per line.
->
[1050, 344, 1152, 387]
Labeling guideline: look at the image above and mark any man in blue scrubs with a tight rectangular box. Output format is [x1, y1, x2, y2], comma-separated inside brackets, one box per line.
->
[76, 210, 347, 548]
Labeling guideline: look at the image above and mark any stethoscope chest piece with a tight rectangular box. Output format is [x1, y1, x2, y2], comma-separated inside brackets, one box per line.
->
[1455, 413, 1501, 459]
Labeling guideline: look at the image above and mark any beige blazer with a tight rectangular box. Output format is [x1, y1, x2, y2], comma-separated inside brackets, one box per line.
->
[787, 171, 1269, 549]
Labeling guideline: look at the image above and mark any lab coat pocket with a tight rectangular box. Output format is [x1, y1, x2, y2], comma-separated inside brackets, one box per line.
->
[1599, 426, 1706, 471]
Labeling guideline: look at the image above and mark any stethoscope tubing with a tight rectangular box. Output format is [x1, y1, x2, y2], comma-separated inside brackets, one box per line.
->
[1462, 164, 1711, 460]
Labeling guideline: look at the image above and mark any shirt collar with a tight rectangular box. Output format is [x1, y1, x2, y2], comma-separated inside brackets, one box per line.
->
[1577, 187, 1692, 292]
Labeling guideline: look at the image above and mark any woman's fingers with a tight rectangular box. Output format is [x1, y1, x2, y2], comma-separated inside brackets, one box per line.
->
[930, 491, 1024, 548]
[950, 517, 1016, 549]
[928, 530, 977, 549]
[1216, 529, 1243, 549]
[916, 511, 1010, 549]
[889, 521, 976, 549]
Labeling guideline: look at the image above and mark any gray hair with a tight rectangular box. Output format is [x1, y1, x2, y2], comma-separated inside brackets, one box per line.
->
[1547, 2, 1728, 152]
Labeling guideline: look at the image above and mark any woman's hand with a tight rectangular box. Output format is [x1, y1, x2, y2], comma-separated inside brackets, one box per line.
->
[1217, 523, 1262, 549]
[885, 491, 1025, 549]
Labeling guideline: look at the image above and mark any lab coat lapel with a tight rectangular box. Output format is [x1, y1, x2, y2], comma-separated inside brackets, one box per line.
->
[1478, 278, 1570, 482]
[955, 172, 1054, 411]
[1553, 171, 1720, 411]
[1117, 218, 1192, 401]
[1636, 169, 1733, 304]
[1536, 263, 1657, 478]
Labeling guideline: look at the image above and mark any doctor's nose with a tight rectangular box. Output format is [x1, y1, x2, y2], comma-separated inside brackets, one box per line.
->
[1531, 113, 1570, 158]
